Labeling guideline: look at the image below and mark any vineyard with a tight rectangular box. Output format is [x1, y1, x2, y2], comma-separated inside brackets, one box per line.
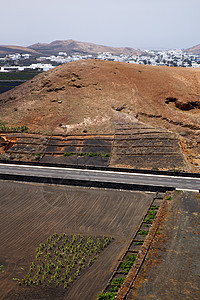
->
[0, 133, 113, 167]
[15, 234, 113, 289]
[0, 121, 190, 171]
[0, 181, 154, 299]
[110, 122, 189, 171]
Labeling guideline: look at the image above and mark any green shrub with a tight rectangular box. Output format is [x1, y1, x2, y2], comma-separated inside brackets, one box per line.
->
[0, 122, 29, 133]
[134, 241, 143, 245]
[109, 277, 125, 292]
[97, 292, 117, 300]
[138, 230, 148, 236]
[144, 208, 157, 223]
[64, 152, 74, 157]
[32, 152, 42, 158]
[63, 152, 110, 158]
[120, 254, 137, 274]
[87, 152, 97, 157]
[102, 153, 110, 157]
[151, 205, 159, 209]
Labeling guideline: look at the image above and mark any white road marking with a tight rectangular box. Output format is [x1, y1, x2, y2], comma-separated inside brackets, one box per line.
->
[176, 188, 199, 192]
[1, 163, 200, 181]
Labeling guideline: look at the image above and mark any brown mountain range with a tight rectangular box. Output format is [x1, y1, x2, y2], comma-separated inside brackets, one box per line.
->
[29, 39, 142, 56]
[0, 45, 40, 55]
[0, 60, 199, 168]
[185, 44, 200, 55]
[0, 40, 141, 56]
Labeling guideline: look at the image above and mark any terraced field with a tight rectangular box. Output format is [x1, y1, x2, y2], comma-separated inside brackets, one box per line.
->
[41, 135, 113, 166]
[0, 133, 113, 167]
[110, 122, 189, 171]
[0, 133, 49, 161]
[0, 122, 190, 171]
[0, 181, 155, 299]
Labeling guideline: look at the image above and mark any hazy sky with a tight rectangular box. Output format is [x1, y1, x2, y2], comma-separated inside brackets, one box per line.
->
[1, 0, 199, 49]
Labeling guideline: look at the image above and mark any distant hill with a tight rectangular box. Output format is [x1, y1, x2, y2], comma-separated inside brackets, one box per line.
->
[0, 45, 40, 56]
[28, 39, 142, 56]
[0, 40, 142, 56]
[185, 44, 200, 55]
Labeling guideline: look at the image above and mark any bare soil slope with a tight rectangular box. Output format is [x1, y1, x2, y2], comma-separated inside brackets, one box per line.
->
[28, 39, 141, 56]
[0, 46, 40, 55]
[111, 122, 189, 171]
[185, 43, 200, 55]
[0, 181, 154, 300]
[127, 191, 200, 300]
[0, 60, 199, 168]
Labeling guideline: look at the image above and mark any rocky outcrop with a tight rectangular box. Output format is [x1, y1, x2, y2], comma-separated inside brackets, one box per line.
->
[165, 97, 200, 110]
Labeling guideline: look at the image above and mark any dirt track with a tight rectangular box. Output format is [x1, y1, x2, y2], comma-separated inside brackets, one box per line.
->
[127, 191, 200, 300]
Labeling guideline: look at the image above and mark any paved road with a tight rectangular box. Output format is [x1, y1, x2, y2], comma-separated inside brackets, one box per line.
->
[0, 163, 199, 191]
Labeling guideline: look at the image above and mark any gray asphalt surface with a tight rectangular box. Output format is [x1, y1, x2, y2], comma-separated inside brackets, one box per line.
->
[0, 163, 200, 191]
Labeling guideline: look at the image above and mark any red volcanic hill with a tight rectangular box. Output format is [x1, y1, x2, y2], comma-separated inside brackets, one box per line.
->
[0, 59, 199, 133]
[0, 59, 199, 168]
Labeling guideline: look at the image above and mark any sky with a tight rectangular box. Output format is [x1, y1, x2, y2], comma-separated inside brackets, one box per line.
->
[1, 0, 199, 50]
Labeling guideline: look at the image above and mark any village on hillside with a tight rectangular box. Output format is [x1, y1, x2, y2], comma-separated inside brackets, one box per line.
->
[0, 49, 199, 72]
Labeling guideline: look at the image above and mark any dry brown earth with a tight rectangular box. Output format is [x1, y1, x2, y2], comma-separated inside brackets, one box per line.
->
[127, 191, 200, 300]
[185, 44, 200, 55]
[0, 46, 40, 55]
[111, 122, 189, 171]
[0, 181, 154, 300]
[0, 60, 199, 169]
[28, 39, 142, 56]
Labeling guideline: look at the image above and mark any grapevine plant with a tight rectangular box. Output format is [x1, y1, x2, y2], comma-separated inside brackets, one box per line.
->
[15, 233, 113, 289]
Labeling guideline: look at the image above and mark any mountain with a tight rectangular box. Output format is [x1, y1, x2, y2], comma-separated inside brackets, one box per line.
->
[0, 60, 199, 168]
[0, 59, 199, 134]
[185, 44, 200, 55]
[28, 39, 142, 56]
[0, 45, 40, 56]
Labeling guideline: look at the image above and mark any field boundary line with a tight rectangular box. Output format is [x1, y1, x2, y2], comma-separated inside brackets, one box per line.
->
[116, 195, 168, 299]
[100, 193, 157, 294]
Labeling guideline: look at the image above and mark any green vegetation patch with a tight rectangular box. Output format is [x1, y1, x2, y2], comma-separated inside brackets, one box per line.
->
[97, 277, 125, 298]
[109, 277, 125, 292]
[0, 122, 29, 133]
[0, 265, 4, 273]
[144, 206, 159, 224]
[64, 152, 74, 157]
[134, 241, 143, 245]
[64, 152, 110, 158]
[97, 292, 117, 300]
[120, 254, 137, 274]
[138, 229, 148, 236]
[32, 153, 43, 160]
[15, 233, 113, 289]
